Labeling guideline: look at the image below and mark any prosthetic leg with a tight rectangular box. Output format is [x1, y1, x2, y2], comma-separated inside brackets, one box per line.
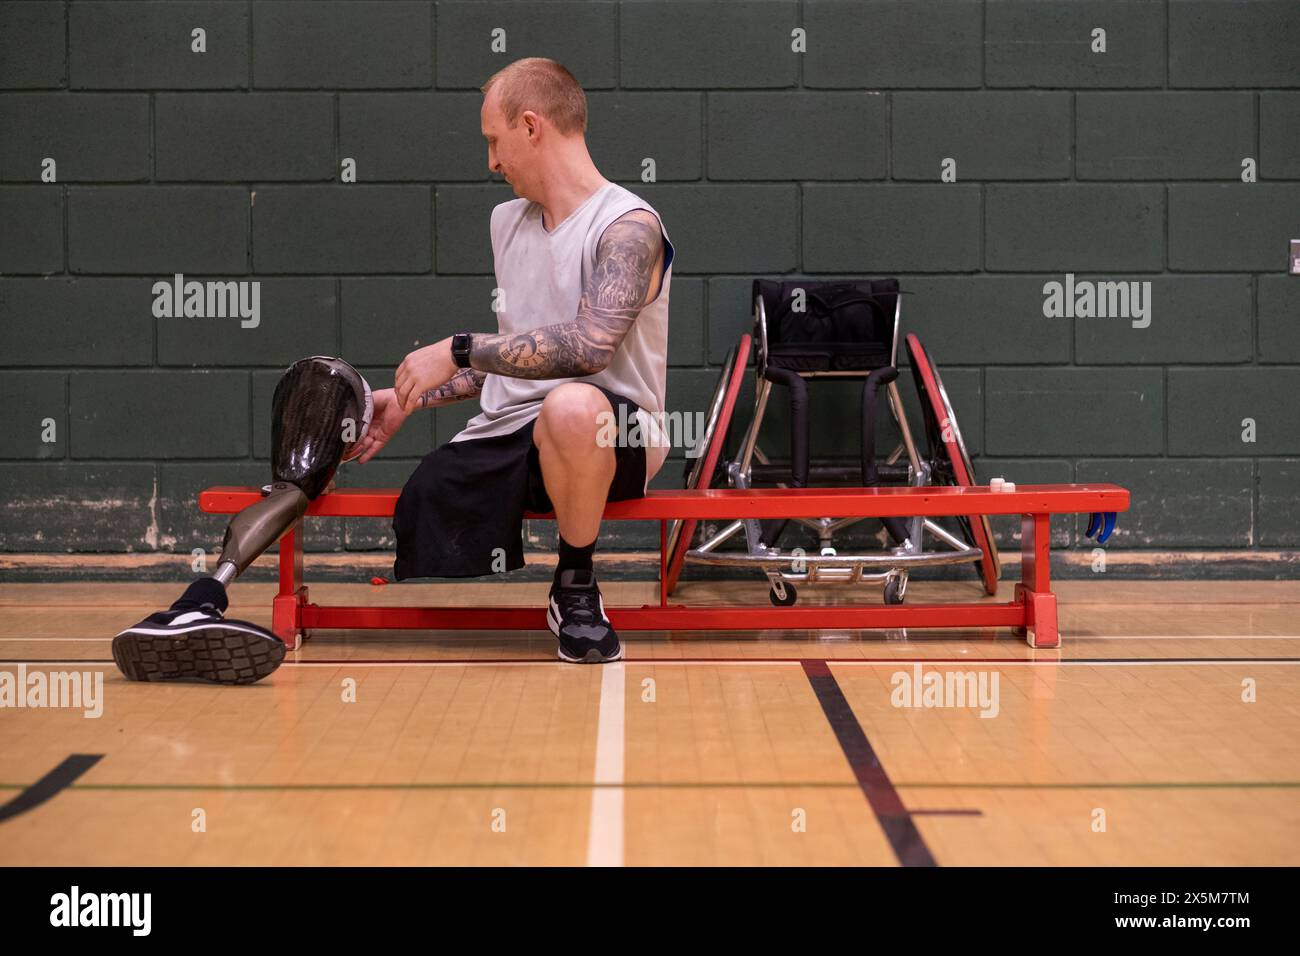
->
[112, 357, 373, 685]
[213, 356, 373, 585]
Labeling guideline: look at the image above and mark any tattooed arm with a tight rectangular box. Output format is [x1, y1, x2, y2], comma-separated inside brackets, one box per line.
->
[468, 209, 665, 379]
[416, 367, 488, 409]
[392, 209, 664, 413]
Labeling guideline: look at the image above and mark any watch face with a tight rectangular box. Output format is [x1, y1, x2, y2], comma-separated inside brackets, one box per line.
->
[453, 334, 471, 366]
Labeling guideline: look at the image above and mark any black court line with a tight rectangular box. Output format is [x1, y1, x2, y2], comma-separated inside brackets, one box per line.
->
[0, 754, 103, 823]
[801, 660, 937, 867]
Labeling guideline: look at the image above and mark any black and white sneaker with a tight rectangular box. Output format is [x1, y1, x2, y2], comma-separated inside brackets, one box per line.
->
[112, 607, 285, 685]
[547, 569, 623, 664]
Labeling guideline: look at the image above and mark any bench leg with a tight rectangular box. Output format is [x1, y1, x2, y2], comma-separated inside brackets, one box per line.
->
[1014, 583, 1059, 649]
[1012, 513, 1060, 649]
[273, 525, 308, 651]
[659, 520, 668, 607]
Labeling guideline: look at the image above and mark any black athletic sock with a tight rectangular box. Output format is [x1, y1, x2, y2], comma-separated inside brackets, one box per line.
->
[169, 576, 229, 615]
[555, 535, 596, 584]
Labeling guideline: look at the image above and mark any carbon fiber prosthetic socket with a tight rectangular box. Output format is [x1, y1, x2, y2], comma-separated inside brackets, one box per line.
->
[214, 357, 372, 584]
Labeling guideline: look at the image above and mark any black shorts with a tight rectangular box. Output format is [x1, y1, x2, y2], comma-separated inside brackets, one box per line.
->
[393, 384, 647, 580]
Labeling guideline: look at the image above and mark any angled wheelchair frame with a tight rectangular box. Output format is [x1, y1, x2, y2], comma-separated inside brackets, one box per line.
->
[666, 280, 1002, 607]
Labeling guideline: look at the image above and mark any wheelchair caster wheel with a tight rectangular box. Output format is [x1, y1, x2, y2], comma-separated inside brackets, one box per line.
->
[769, 583, 798, 607]
[884, 576, 907, 605]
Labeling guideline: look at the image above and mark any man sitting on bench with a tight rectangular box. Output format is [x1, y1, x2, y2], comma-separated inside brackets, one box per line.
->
[112, 56, 673, 683]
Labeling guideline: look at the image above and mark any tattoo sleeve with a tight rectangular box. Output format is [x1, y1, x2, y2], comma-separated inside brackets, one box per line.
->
[418, 367, 488, 409]
[468, 211, 663, 380]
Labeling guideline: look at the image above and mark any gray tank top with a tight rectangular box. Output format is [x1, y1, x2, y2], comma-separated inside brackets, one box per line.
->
[450, 182, 674, 491]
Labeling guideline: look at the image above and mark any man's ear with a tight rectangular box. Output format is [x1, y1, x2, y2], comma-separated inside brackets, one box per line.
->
[521, 109, 541, 140]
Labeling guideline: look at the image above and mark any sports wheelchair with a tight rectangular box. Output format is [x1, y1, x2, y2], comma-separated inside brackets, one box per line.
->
[665, 277, 1000, 607]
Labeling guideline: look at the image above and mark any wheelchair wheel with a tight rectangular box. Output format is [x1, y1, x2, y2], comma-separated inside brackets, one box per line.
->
[905, 333, 1001, 596]
[769, 582, 798, 606]
[664, 334, 752, 596]
[884, 574, 907, 605]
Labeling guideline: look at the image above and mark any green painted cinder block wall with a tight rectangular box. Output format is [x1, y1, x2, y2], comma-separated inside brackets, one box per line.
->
[1, 1, 1298, 568]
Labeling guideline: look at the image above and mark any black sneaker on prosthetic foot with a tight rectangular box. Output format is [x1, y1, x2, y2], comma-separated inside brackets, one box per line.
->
[112, 578, 285, 685]
[547, 568, 623, 664]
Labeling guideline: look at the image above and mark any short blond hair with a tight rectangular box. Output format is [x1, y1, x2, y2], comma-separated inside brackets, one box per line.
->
[480, 57, 587, 136]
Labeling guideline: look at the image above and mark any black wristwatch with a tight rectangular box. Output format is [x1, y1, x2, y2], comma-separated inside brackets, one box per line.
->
[451, 332, 473, 369]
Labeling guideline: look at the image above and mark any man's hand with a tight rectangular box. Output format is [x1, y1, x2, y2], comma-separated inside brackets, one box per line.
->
[395, 338, 459, 414]
[354, 387, 409, 464]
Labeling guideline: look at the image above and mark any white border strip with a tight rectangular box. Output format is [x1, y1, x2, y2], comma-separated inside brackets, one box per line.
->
[586, 663, 625, 867]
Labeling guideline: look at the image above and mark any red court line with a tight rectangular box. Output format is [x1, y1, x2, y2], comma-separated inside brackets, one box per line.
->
[5, 656, 1300, 667]
[5, 600, 1299, 609]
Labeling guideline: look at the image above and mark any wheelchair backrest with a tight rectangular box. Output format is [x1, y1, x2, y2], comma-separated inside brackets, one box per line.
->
[753, 277, 900, 372]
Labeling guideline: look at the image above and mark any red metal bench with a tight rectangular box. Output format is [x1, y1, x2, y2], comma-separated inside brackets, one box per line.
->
[199, 483, 1130, 651]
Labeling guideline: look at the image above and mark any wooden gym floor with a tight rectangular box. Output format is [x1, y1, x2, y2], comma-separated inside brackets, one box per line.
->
[1, 578, 1297, 866]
